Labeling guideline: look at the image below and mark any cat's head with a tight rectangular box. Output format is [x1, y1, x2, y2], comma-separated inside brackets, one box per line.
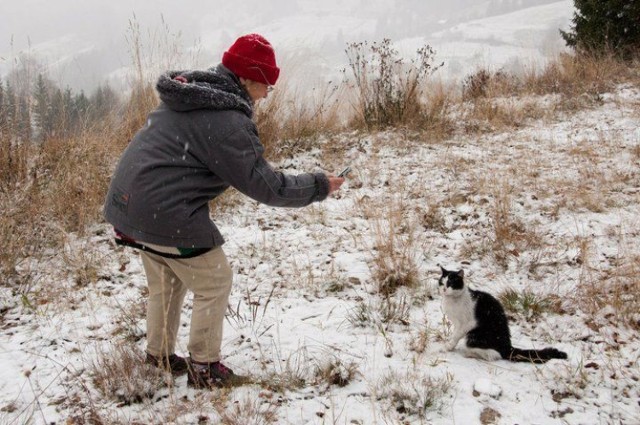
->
[438, 264, 465, 296]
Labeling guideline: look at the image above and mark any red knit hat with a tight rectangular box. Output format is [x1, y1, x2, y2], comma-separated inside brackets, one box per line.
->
[222, 34, 280, 85]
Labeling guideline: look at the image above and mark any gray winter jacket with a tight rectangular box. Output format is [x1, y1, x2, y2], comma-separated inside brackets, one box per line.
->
[104, 64, 330, 248]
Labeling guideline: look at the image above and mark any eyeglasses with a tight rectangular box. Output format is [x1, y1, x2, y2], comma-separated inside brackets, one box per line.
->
[250, 66, 275, 93]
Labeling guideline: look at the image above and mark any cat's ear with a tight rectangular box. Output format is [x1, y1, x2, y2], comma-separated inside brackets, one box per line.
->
[456, 269, 465, 278]
[438, 263, 446, 274]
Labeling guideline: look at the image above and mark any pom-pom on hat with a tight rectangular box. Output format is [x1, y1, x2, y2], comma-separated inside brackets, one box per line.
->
[222, 34, 280, 85]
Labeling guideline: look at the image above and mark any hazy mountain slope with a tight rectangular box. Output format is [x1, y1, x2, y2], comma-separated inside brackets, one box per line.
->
[0, 0, 574, 92]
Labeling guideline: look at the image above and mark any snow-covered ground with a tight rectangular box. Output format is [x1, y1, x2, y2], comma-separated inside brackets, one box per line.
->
[1, 83, 639, 424]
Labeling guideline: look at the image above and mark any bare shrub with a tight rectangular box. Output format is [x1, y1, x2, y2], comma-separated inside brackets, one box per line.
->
[90, 344, 169, 405]
[313, 355, 359, 389]
[462, 69, 513, 100]
[344, 38, 443, 130]
[258, 347, 310, 393]
[375, 370, 453, 418]
[217, 395, 278, 425]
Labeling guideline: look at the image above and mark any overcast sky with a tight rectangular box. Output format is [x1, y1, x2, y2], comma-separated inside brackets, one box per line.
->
[1, 0, 208, 52]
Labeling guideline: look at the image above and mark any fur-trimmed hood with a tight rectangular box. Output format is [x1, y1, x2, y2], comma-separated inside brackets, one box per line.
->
[155, 64, 253, 117]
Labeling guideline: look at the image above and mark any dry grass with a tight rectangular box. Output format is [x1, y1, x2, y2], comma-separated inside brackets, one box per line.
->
[313, 355, 359, 389]
[499, 288, 563, 319]
[90, 344, 169, 405]
[525, 53, 639, 100]
[0, 138, 30, 191]
[217, 395, 278, 425]
[463, 97, 551, 133]
[347, 292, 412, 330]
[257, 347, 310, 394]
[488, 189, 545, 269]
[464, 53, 640, 104]
[414, 80, 456, 141]
[458, 53, 640, 134]
[370, 211, 420, 296]
[374, 370, 453, 418]
[575, 255, 640, 331]
[0, 75, 154, 292]
[255, 79, 344, 160]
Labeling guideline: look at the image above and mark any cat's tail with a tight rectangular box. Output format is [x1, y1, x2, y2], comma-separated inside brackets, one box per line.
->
[508, 347, 568, 363]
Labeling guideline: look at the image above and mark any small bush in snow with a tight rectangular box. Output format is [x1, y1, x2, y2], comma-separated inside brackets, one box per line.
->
[375, 370, 453, 418]
[90, 344, 168, 405]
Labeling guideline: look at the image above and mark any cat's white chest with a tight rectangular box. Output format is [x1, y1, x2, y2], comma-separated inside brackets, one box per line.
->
[442, 292, 476, 329]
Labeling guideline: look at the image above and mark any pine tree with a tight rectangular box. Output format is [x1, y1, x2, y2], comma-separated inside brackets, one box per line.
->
[49, 87, 67, 137]
[16, 95, 32, 142]
[561, 0, 640, 59]
[63, 88, 77, 135]
[72, 90, 90, 132]
[90, 83, 120, 123]
[33, 73, 51, 140]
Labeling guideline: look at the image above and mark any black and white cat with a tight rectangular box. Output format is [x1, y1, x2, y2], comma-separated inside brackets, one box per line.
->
[438, 265, 567, 363]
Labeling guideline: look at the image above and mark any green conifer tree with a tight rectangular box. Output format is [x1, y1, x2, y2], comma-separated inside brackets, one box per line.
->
[16, 95, 32, 142]
[49, 87, 67, 137]
[33, 74, 51, 140]
[561, 0, 640, 59]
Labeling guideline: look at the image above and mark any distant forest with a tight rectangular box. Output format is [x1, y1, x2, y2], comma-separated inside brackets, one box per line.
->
[0, 64, 120, 144]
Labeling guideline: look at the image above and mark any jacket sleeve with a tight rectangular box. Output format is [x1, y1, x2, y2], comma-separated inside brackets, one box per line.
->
[204, 122, 330, 207]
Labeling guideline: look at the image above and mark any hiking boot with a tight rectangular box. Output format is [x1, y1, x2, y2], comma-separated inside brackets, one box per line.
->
[145, 352, 189, 375]
[187, 359, 252, 389]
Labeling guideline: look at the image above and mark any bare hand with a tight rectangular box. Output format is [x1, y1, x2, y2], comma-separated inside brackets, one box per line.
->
[328, 176, 345, 194]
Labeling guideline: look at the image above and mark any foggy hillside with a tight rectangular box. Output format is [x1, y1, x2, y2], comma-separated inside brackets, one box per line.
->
[0, 0, 571, 92]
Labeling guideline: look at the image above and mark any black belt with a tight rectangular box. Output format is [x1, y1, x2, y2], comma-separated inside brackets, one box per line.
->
[114, 238, 212, 259]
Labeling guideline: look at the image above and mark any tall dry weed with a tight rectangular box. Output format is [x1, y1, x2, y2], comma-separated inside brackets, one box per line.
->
[255, 79, 343, 159]
[363, 193, 420, 296]
[344, 38, 443, 131]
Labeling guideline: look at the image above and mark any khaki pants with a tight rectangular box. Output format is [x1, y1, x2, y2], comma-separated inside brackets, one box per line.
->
[140, 247, 233, 363]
